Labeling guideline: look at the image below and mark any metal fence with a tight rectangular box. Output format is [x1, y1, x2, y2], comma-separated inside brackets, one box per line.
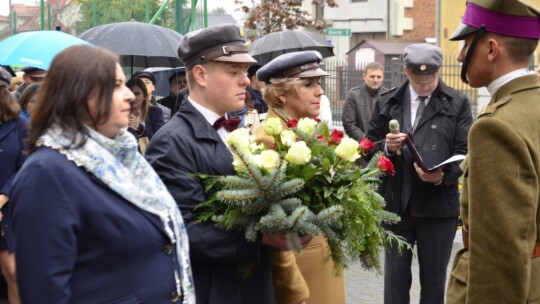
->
[321, 54, 479, 128]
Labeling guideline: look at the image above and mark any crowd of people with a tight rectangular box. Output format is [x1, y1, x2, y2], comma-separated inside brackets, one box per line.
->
[0, 0, 539, 303]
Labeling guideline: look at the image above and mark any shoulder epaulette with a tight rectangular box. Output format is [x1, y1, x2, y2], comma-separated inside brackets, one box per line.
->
[380, 87, 397, 96]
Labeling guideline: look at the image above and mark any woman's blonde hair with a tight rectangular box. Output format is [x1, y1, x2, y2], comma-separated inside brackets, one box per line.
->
[262, 77, 305, 109]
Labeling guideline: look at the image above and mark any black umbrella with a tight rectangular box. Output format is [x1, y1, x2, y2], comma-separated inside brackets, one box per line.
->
[79, 21, 183, 74]
[248, 30, 334, 65]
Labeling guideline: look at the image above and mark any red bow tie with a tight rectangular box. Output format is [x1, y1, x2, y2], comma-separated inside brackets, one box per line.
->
[213, 116, 241, 132]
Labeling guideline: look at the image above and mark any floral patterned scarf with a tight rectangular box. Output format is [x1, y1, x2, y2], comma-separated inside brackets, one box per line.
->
[38, 125, 195, 304]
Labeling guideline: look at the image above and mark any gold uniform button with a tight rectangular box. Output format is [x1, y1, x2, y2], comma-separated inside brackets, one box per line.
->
[164, 244, 173, 255]
[170, 291, 180, 302]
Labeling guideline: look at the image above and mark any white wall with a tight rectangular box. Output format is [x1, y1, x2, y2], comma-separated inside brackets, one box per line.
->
[301, 0, 389, 60]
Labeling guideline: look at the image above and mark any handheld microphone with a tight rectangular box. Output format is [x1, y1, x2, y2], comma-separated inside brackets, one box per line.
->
[389, 119, 402, 155]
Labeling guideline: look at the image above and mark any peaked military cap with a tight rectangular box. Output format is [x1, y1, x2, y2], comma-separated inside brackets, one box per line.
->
[403, 43, 442, 74]
[21, 66, 47, 78]
[132, 71, 156, 84]
[177, 24, 256, 70]
[168, 68, 186, 84]
[256, 51, 329, 84]
[450, 0, 540, 40]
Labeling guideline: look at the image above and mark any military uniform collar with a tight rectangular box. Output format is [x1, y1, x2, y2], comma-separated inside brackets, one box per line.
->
[487, 68, 530, 96]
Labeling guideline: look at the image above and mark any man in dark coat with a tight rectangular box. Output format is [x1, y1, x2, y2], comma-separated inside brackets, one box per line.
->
[157, 69, 187, 115]
[246, 64, 268, 115]
[342, 61, 388, 141]
[366, 43, 473, 304]
[145, 24, 296, 304]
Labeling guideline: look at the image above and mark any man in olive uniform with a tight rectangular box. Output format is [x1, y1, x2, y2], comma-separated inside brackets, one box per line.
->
[446, 0, 540, 303]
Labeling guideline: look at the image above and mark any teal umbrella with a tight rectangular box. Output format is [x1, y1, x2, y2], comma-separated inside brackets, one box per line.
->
[0, 30, 91, 70]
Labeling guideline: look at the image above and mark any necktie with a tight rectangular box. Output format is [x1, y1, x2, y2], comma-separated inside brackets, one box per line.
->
[412, 96, 427, 132]
[213, 116, 241, 132]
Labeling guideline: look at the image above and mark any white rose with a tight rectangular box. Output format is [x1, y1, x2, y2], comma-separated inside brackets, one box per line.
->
[263, 117, 283, 136]
[280, 130, 297, 147]
[335, 137, 361, 162]
[285, 141, 311, 165]
[259, 150, 280, 172]
[226, 128, 251, 153]
[297, 118, 318, 136]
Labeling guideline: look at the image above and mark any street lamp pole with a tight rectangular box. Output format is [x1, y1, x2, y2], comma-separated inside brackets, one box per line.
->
[8, 0, 13, 35]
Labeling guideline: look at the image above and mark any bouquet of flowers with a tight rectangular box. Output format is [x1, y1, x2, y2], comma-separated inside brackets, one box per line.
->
[196, 117, 407, 272]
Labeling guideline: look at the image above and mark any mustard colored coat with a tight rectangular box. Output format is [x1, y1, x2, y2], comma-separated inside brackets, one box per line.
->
[254, 109, 346, 304]
[446, 75, 540, 304]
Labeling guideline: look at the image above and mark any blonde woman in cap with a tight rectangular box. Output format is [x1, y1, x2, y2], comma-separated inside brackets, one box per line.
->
[254, 50, 345, 304]
[145, 24, 303, 304]
[447, 0, 540, 303]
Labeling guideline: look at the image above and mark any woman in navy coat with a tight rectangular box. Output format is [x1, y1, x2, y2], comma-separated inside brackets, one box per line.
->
[9, 45, 195, 304]
[0, 66, 26, 304]
[126, 78, 165, 154]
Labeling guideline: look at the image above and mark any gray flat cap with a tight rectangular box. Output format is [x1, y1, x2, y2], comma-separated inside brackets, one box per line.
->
[256, 51, 329, 83]
[177, 24, 256, 70]
[403, 43, 443, 75]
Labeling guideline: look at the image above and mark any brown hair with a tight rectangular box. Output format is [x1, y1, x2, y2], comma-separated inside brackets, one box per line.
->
[28, 45, 119, 153]
[244, 88, 254, 111]
[126, 77, 150, 122]
[19, 82, 40, 112]
[0, 86, 20, 122]
[499, 36, 538, 63]
[364, 61, 384, 73]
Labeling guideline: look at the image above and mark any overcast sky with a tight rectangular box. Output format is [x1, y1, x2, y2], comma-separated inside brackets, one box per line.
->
[0, 0, 243, 18]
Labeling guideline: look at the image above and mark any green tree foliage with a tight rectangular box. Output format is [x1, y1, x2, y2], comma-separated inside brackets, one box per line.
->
[73, 0, 175, 32]
[235, 0, 338, 41]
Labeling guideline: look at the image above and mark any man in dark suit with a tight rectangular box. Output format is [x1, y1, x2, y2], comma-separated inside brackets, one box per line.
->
[145, 24, 299, 304]
[366, 43, 473, 304]
[157, 69, 187, 115]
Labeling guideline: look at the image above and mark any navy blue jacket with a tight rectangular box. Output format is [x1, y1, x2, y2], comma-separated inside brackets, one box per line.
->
[0, 116, 27, 251]
[145, 100, 274, 304]
[10, 148, 182, 303]
[135, 106, 165, 139]
[0, 117, 27, 196]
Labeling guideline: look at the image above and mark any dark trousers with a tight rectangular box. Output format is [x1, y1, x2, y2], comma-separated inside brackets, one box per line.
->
[384, 206, 457, 304]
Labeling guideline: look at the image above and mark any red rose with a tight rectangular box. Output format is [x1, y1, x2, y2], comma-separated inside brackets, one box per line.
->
[330, 129, 344, 144]
[378, 155, 395, 176]
[287, 119, 298, 128]
[359, 138, 375, 154]
[317, 135, 328, 144]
